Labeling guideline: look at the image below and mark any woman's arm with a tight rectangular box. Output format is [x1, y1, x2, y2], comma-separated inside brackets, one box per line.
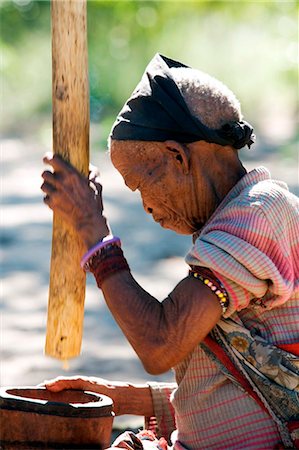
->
[45, 376, 154, 417]
[100, 271, 221, 374]
[41, 155, 222, 374]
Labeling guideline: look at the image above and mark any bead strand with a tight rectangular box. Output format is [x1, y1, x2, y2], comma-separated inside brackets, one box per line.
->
[189, 270, 229, 314]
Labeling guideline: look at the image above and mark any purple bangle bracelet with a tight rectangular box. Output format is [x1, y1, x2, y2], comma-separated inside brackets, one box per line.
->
[80, 236, 121, 269]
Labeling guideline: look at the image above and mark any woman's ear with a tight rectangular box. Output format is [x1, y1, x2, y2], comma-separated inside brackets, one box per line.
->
[164, 140, 190, 175]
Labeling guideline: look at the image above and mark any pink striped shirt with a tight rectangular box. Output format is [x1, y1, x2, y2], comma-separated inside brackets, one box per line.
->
[148, 167, 299, 449]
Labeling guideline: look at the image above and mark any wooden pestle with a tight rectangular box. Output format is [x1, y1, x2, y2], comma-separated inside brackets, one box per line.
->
[45, 0, 89, 360]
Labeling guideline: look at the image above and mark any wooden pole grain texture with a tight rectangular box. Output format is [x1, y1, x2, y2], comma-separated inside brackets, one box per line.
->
[45, 0, 89, 360]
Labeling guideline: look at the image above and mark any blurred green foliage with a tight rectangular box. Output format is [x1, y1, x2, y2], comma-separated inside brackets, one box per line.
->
[1, 0, 298, 152]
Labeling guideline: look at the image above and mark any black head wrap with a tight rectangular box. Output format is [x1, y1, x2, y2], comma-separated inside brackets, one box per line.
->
[110, 54, 255, 149]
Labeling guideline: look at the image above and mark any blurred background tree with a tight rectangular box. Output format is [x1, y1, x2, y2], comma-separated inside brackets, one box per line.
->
[1, 0, 298, 160]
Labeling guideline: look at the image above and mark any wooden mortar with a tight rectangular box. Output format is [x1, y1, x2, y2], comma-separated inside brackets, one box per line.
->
[0, 386, 114, 449]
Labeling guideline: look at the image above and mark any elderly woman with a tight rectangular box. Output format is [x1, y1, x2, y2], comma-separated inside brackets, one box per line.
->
[41, 54, 299, 449]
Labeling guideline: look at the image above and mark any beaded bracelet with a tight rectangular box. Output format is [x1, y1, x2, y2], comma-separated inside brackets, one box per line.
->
[89, 245, 130, 288]
[81, 236, 121, 271]
[189, 266, 229, 315]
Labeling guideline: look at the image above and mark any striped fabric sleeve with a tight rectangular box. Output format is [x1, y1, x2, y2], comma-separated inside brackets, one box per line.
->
[185, 203, 297, 317]
[147, 382, 177, 440]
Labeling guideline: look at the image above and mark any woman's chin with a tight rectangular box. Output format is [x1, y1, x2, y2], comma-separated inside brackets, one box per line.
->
[160, 220, 195, 235]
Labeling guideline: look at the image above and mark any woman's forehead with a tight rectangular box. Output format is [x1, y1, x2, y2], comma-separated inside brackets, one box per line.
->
[110, 140, 162, 167]
[110, 140, 166, 190]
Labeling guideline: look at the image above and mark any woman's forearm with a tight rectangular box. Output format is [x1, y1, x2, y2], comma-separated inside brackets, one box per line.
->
[116, 383, 154, 417]
[45, 376, 154, 417]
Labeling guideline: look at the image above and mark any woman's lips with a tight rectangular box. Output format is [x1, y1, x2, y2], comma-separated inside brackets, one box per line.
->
[153, 216, 164, 225]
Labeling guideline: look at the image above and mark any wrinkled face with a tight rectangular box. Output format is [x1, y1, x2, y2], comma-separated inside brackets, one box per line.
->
[110, 140, 200, 234]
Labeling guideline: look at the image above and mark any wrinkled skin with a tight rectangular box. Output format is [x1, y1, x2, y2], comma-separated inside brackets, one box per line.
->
[42, 375, 154, 417]
[41, 154, 110, 249]
[41, 140, 246, 417]
[110, 139, 246, 234]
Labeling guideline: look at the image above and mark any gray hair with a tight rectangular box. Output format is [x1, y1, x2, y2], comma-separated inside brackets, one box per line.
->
[170, 67, 242, 129]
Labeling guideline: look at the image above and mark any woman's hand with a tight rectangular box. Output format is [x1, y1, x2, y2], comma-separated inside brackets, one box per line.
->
[44, 375, 124, 416]
[41, 153, 110, 249]
[43, 375, 154, 417]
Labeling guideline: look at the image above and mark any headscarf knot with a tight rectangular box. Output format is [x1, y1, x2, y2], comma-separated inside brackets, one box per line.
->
[219, 121, 255, 150]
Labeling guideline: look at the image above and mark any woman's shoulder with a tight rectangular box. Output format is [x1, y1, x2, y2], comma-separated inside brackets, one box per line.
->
[226, 169, 298, 218]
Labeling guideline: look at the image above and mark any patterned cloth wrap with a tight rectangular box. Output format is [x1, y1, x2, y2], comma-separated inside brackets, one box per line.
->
[112, 430, 168, 450]
[201, 318, 299, 449]
[111, 318, 299, 450]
